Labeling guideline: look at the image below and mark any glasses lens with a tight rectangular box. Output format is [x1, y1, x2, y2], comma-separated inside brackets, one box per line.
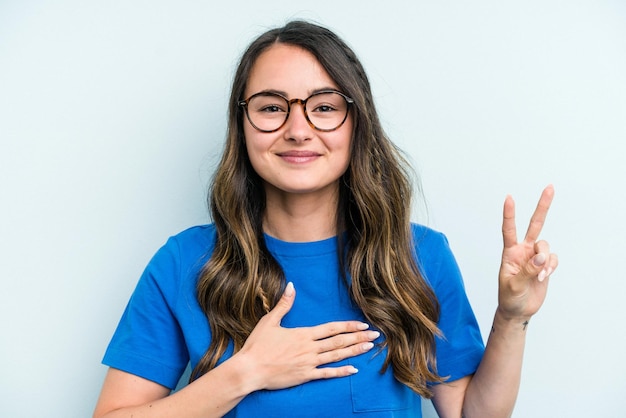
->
[245, 91, 350, 132]
[246, 94, 289, 132]
[306, 92, 349, 131]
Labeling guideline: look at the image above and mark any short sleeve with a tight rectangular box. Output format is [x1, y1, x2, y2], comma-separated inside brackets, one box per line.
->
[412, 225, 485, 383]
[102, 237, 189, 389]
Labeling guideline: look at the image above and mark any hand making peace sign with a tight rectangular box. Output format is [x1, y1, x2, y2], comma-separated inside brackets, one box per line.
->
[497, 185, 559, 321]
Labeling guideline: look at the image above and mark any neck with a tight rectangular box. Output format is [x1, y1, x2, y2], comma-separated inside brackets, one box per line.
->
[262, 184, 339, 242]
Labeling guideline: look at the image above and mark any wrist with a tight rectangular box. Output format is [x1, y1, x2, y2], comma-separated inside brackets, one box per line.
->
[494, 307, 532, 328]
[219, 350, 262, 396]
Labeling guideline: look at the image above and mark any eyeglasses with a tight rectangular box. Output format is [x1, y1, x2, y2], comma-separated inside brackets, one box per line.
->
[238, 90, 354, 133]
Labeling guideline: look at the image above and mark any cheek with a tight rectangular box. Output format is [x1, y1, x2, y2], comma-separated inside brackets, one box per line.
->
[333, 129, 353, 168]
[244, 141, 261, 170]
[243, 123, 258, 154]
[341, 117, 354, 155]
[242, 129, 269, 173]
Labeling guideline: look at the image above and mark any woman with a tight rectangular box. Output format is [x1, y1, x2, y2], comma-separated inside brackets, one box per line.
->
[94, 21, 558, 418]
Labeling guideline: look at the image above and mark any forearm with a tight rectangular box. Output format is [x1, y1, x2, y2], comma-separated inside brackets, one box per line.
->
[462, 308, 529, 418]
[95, 354, 256, 418]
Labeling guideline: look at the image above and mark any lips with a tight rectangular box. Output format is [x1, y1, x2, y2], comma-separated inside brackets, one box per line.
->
[276, 150, 321, 163]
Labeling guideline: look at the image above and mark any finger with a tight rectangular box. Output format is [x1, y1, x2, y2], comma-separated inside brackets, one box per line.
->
[316, 330, 380, 354]
[524, 185, 555, 243]
[502, 194, 518, 249]
[534, 240, 551, 258]
[311, 365, 360, 380]
[309, 320, 370, 341]
[316, 341, 375, 365]
[531, 241, 550, 278]
[525, 241, 550, 273]
[538, 253, 559, 282]
[266, 282, 295, 326]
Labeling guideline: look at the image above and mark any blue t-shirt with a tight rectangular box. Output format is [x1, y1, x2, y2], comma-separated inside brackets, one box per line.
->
[103, 224, 484, 417]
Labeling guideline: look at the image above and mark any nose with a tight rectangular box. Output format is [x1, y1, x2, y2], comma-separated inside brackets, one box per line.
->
[283, 99, 313, 141]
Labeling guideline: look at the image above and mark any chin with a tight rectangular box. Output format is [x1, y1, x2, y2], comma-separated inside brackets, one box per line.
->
[266, 180, 339, 196]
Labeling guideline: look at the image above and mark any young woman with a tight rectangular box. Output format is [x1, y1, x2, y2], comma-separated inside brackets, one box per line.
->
[93, 21, 558, 418]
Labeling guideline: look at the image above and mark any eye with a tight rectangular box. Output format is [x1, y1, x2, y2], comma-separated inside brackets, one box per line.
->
[259, 104, 285, 113]
[248, 94, 288, 114]
[312, 104, 337, 113]
[308, 92, 346, 114]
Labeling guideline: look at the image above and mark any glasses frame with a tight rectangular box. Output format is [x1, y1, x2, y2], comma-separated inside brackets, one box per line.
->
[238, 89, 354, 133]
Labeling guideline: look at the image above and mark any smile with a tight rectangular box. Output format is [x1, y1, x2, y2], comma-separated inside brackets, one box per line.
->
[276, 150, 321, 164]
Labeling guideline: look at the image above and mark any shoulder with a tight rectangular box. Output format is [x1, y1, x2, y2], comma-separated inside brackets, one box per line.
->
[166, 224, 217, 255]
[142, 224, 217, 290]
[410, 223, 451, 255]
[409, 223, 460, 289]
[158, 224, 217, 259]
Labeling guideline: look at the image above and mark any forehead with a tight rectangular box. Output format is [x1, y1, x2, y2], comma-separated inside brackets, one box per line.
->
[245, 43, 339, 98]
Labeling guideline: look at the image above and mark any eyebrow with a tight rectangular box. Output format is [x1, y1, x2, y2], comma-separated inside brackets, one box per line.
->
[247, 86, 341, 98]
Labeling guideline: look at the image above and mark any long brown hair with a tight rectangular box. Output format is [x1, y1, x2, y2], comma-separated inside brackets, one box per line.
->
[191, 20, 443, 397]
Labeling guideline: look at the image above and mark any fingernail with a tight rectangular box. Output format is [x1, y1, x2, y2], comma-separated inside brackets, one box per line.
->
[367, 331, 380, 340]
[356, 322, 369, 330]
[533, 253, 547, 267]
[284, 282, 294, 296]
[538, 270, 547, 282]
[362, 342, 374, 351]
[348, 366, 358, 374]
[539, 267, 553, 282]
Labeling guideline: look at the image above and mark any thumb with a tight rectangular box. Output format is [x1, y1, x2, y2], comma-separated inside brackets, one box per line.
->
[267, 282, 295, 325]
[528, 252, 547, 278]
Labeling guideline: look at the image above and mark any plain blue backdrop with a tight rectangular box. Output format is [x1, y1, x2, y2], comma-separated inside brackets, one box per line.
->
[1, 1, 625, 416]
